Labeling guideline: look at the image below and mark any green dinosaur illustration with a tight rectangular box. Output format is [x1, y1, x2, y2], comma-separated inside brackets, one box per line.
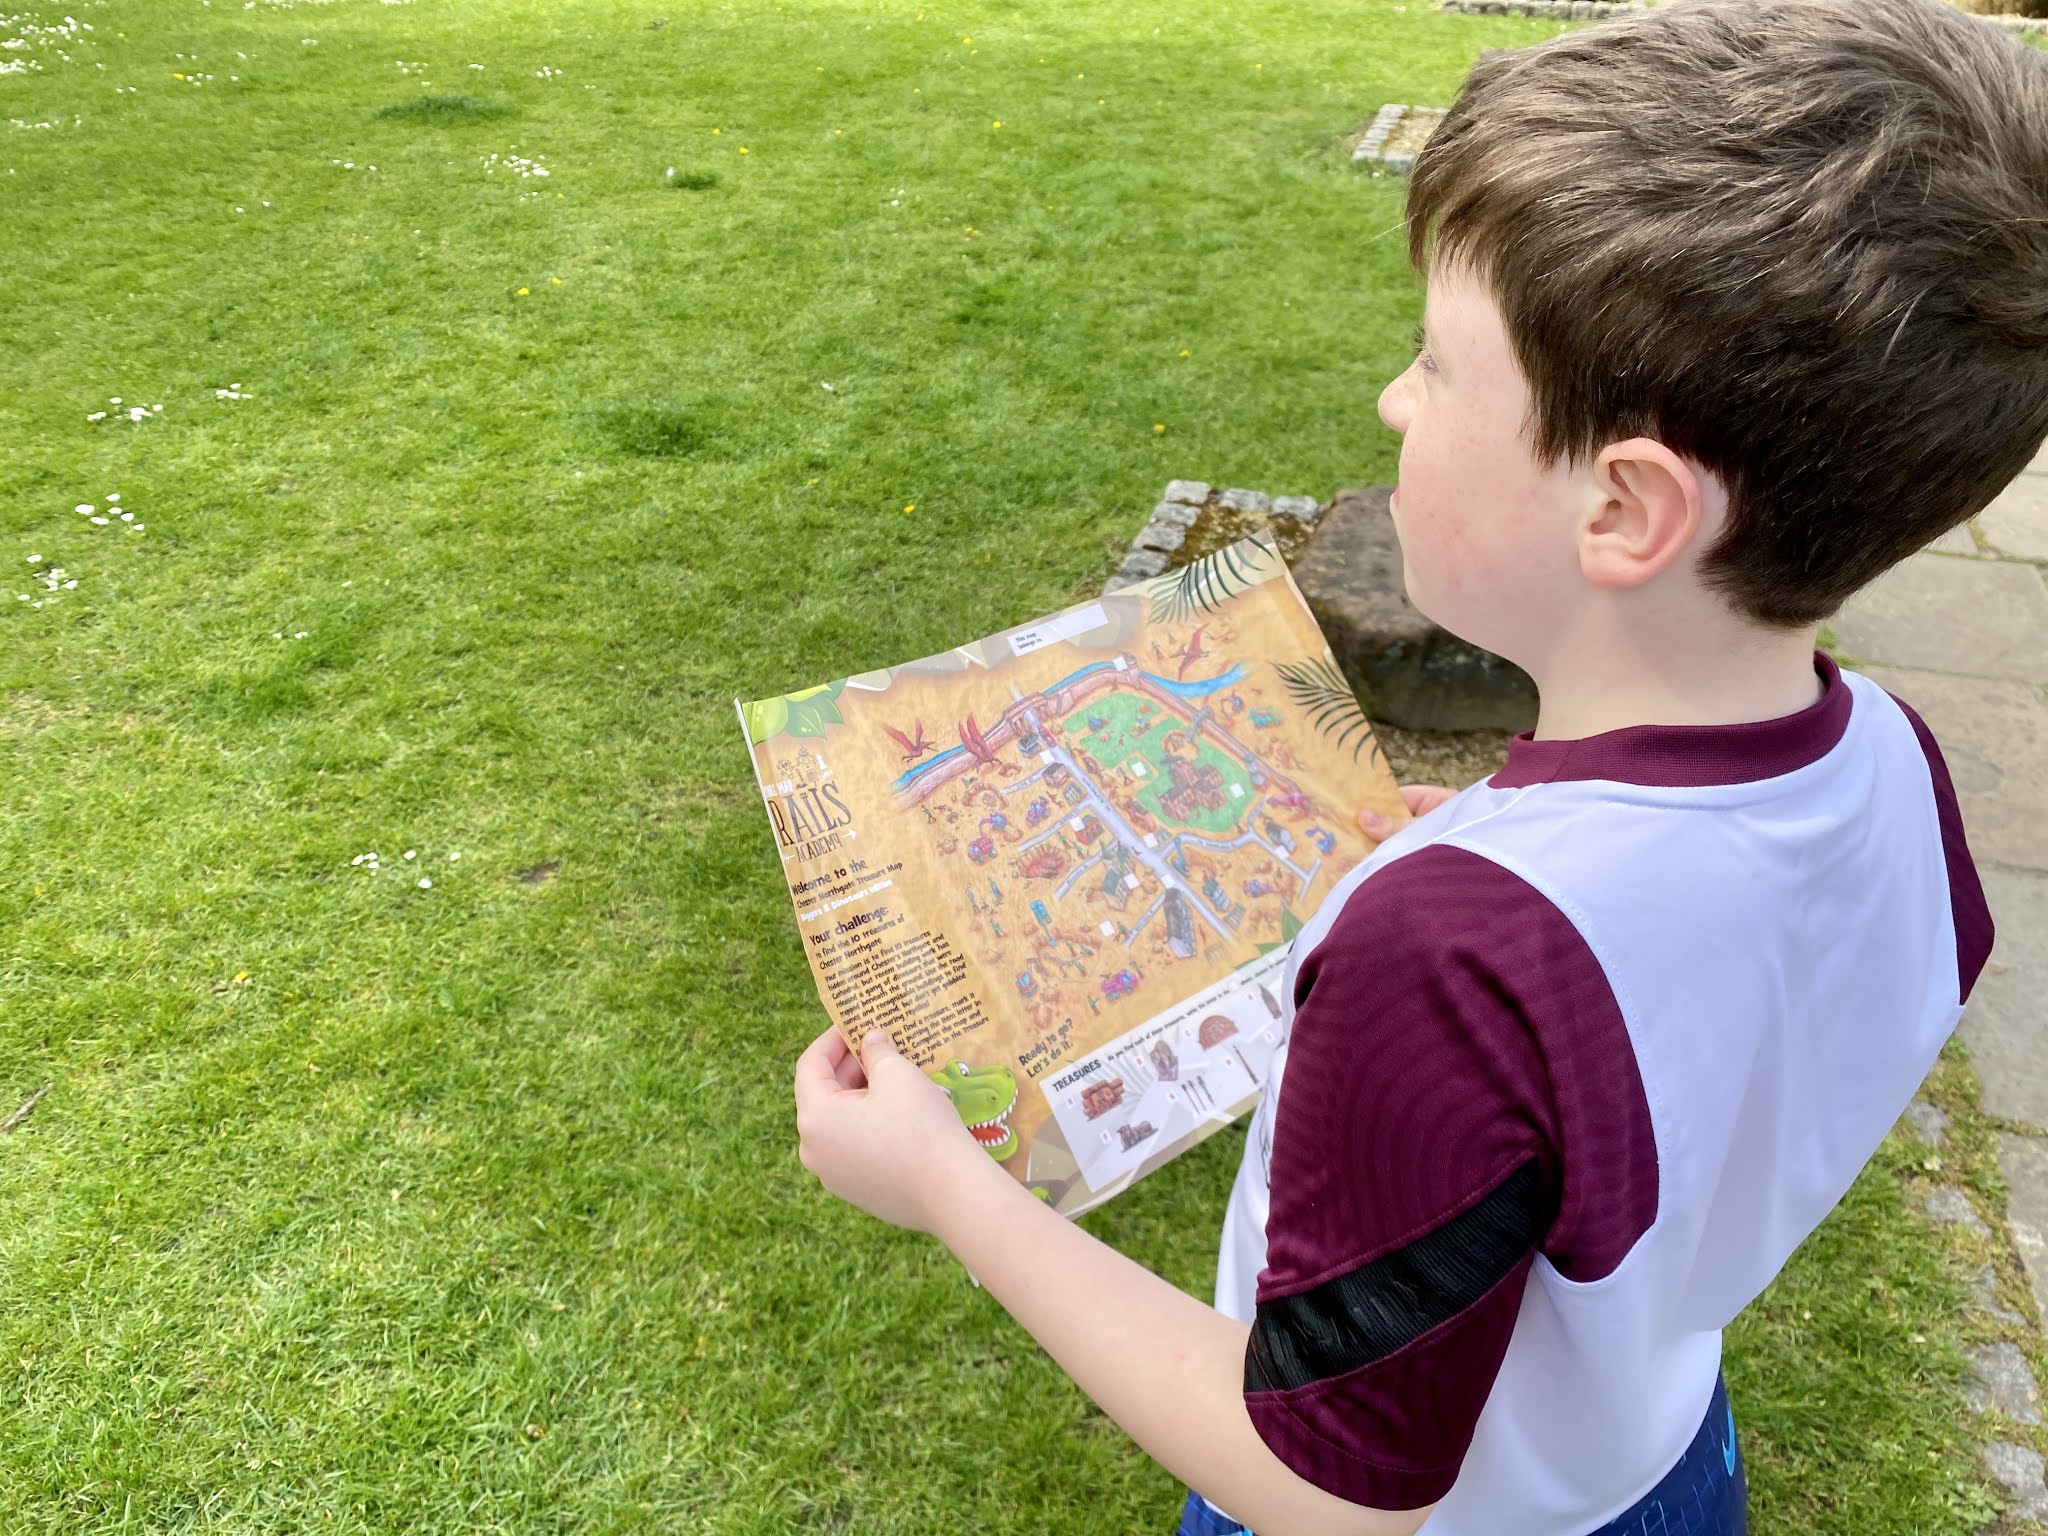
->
[930, 1059, 1020, 1161]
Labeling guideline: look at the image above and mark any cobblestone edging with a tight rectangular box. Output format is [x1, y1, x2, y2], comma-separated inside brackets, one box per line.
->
[1104, 481, 1324, 592]
[1351, 104, 1413, 170]
[1350, 104, 1450, 174]
[1901, 1103, 2048, 1523]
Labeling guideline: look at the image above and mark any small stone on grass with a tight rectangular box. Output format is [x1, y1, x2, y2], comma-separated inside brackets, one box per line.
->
[1967, 1342, 2043, 1425]
[1971, 1264, 2029, 1327]
[1901, 1100, 1950, 1147]
[1983, 1442, 2048, 1523]
[1922, 1186, 1988, 1234]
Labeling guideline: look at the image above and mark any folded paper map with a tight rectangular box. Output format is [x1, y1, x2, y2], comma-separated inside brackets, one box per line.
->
[739, 535, 1404, 1216]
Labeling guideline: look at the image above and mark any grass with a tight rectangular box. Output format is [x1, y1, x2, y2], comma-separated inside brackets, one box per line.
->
[0, 0, 2023, 1529]
[374, 95, 512, 123]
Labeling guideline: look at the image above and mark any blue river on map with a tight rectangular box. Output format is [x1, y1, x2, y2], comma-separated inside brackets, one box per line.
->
[1136, 662, 1250, 700]
[889, 661, 1253, 793]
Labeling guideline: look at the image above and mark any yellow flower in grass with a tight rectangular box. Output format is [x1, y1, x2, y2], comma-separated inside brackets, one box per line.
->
[516, 287, 529, 295]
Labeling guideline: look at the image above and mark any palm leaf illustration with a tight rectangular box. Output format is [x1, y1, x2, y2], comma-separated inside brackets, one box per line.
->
[1272, 656, 1386, 769]
[1256, 906, 1306, 956]
[743, 679, 846, 744]
[1150, 542, 1262, 626]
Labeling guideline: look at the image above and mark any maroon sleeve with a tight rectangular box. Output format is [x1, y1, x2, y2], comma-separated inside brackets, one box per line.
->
[1885, 693, 1995, 1001]
[1243, 844, 1658, 1509]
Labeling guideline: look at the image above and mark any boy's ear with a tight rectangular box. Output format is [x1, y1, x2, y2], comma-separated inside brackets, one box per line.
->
[1576, 439, 1715, 593]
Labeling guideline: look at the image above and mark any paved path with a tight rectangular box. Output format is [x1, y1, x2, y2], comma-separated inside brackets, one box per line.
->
[1832, 440, 2048, 1518]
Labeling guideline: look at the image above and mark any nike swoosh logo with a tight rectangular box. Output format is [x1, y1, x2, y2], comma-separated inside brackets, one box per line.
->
[1722, 1402, 1738, 1476]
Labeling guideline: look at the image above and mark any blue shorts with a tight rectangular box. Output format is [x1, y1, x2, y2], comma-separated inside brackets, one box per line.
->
[1175, 1375, 1745, 1536]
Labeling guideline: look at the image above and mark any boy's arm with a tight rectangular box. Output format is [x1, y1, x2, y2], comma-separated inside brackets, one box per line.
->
[794, 1027, 1435, 1536]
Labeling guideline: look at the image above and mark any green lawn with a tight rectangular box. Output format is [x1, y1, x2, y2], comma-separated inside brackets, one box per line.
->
[0, 0, 2022, 1529]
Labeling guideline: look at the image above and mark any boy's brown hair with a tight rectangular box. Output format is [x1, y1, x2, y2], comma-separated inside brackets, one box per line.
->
[1408, 0, 2048, 626]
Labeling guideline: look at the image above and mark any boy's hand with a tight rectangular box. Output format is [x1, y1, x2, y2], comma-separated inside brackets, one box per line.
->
[1358, 783, 1458, 842]
[793, 1026, 997, 1233]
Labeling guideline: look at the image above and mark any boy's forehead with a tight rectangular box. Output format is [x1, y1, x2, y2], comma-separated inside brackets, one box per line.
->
[1421, 261, 1502, 343]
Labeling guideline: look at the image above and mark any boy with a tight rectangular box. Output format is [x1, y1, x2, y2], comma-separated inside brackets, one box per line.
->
[792, 0, 2048, 1529]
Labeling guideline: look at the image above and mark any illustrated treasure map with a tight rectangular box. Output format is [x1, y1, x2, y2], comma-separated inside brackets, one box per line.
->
[738, 536, 1404, 1216]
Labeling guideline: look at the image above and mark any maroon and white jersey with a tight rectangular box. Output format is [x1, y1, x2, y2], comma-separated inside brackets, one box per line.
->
[1213, 656, 1991, 1533]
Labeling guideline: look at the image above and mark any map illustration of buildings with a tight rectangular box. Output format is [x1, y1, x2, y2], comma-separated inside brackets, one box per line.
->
[887, 648, 1353, 1041]
[743, 537, 1402, 1214]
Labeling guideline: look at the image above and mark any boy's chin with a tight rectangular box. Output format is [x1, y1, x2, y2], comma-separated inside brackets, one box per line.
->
[1399, 565, 1458, 634]
[1404, 573, 1515, 662]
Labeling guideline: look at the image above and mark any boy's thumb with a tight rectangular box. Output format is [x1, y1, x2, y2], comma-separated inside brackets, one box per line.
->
[861, 1029, 927, 1093]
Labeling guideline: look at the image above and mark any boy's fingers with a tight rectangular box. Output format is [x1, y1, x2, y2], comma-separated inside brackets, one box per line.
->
[1358, 806, 1403, 841]
[1362, 784, 1460, 842]
[832, 1047, 869, 1091]
[861, 1030, 938, 1095]
[1399, 783, 1458, 817]
[795, 1025, 850, 1098]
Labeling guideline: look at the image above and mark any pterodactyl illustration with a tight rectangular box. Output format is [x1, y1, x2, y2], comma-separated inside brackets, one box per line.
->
[958, 714, 999, 766]
[883, 719, 933, 762]
[1173, 624, 1210, 680]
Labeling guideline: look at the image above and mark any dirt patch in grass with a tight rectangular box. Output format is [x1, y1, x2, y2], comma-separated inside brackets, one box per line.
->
[587, 404, 735, 459]
[374, 94, 508, 123]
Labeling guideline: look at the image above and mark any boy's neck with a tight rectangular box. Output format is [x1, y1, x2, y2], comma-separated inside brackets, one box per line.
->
[1525, 613, 1824, 743]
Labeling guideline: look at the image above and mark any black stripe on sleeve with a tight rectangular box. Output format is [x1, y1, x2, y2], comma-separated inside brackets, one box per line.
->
[1244, 1159, 1551, 1394]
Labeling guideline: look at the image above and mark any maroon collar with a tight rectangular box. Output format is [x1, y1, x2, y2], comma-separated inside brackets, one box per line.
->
[1489, 653, 1851, 790]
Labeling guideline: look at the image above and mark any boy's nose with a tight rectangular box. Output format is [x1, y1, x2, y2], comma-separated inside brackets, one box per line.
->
[1377, 366, 1414, 435]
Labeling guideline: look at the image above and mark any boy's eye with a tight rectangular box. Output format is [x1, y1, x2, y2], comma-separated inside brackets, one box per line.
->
[1411, 322, 1437, 374]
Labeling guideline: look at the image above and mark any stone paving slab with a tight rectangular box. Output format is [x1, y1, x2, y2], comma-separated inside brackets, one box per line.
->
[1859, 667, 2048, 873]
[1925, 1185, 1991, 1234]
[2001, 1133, 2048, 1324]
[1953, 868, 2048, 1124]
[1927, 524, 1978, 556]
[1985, 1441, 2048, 1524]
[1983, 474, 2048, 562]
[1833, 553, 2048, 679]
[1970, 1341, 2044, 1424]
